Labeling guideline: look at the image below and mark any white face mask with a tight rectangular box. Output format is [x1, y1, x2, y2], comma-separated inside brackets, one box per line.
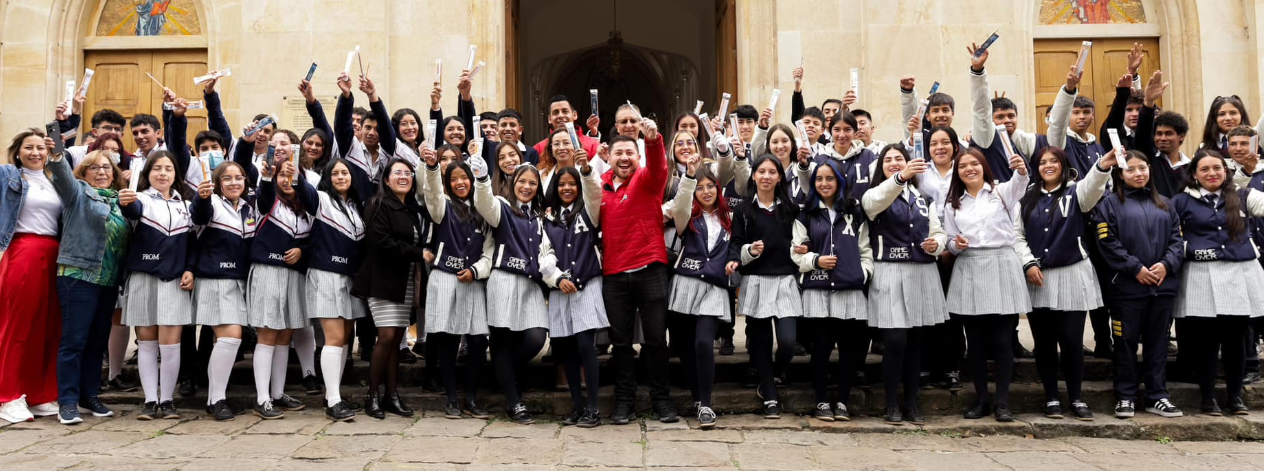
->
[105, 151, 121, 165]
[201, 150, 225, 169]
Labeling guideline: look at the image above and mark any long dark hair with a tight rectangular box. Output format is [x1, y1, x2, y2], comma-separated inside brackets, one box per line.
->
[318, 158, 363, 217]
[687, 165, 733, 233]
[739, 154, 799, 223]
[210, 161, 246, 198]
[137, 150, 193, 200]
[673, 111, 712, 161]
[300, 128, 331, 172]
[803, 158, 857, 215]
[1185, 150, 1245, 241]
[1110, 150, 1168, 210]
[764, 124, 799, 169]
[544, 166, 585, 226]
[928, 126, 963, 162]
[1019, 147, 1076, 220]
[870, 143, 920, 190]
[439, 115, 467, 152]
[392, 108, 425, 148]
[945, 148, 996, 210]
[492, 141, 524, 198]
[1201, 95, 1252, 151]
[364, 158, 418, 225]
[444, 161, 484, 227]
[504, 164, 544, 219]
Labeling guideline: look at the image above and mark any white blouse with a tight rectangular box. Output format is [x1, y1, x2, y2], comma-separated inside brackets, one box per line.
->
[15, 168, 62, 236]
[943, 172, 1028, 254]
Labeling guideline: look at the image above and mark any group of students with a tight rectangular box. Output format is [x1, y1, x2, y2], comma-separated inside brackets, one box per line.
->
[1, 40, 1262, 429]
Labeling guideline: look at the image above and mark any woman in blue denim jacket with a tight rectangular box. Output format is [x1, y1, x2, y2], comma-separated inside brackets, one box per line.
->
[50, 149, 131, 425]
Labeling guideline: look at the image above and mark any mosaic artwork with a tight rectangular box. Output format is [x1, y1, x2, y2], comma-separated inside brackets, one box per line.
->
[1039, 0, 1146, 24]
[94, 0, 202, 36]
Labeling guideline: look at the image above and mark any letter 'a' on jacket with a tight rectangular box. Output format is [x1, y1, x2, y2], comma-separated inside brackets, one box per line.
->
[540, 167, 605, 290]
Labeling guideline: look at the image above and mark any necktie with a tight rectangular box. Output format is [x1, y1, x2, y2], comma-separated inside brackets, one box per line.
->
[1206, 194, 1218, 206]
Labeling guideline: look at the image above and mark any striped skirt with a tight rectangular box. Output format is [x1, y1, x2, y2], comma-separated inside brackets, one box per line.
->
[123, 271, 193, 327]
[866, 262, 948, 329]
[246, 264, 309, 330]
[425, 269, 490, 335]
[668, 275, 729, 318]
[306, 269, 366, 320]
[193, 278, 247, 326]
[1028, 258, 1103, 312]
[548, 277, 610, 337]
[947, 247, 1031, 316]
[1175, 260, 1264, 318]
[801, 288, 867, 321]
[737, 274, 802, 319]
[486, 270, 549, 331]
[369, 265, 416, 328]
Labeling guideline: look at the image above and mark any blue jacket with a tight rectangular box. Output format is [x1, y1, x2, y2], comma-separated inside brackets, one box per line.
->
[1092, 188, 1183, 299]
[1016, 164, 1110, 269]
[295, 178, 365, 276]
[190, 192, 256, 279]
[474, 177, 543, 282]
[1171, 188, 1261, 262]
[542, 205, 604, 290]
[0, 166, 34, 251]
[793, 203, 872, 291]
[249, 178, 313, 271]
[122, 188, 195, 281]
[47, 155, 127, 268]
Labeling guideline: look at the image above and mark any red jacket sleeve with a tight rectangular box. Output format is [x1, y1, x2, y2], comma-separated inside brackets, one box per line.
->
[633, 135, 668, 199]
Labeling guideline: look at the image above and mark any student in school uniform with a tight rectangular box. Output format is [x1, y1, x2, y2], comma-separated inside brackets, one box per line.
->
[470, 152, 549, 425]
[392, 108, 426, 168]
[1093, 150, 1185, 419]
[417, 156, 492, 420]
[1227, 131, 1264, 386]
[118, 150, 194, 421]
[334, 72, 398, 201]
[1176, 150, 1264, 416]
[479, 111, 500, 144]
[1014, 146, 1115, 421]
[495, 109, 540, 167]
[860, 144, 949, 425]
[794, 112, 879, 201]
[900, 77, 960, 147]
[540, 162, 608, 428]
[790, 159, 872, 422]
[942, 148, 1030, 422]
[728, 155, 803, 419]
[1199, 95, 1262, 152]
[1099, 43, 1146, 150]
[967, 45, 1075, 181]
[491, 142, 525, 199]
[750, 120, 806, 202]
[298, 78, 338, 170]
[851, 110, 887, 154]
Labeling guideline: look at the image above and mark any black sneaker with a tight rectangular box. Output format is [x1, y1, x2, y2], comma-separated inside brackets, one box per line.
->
[326, 401, 355, 421]
[964, 400, 990, 420]
[78, 398, 114, 417]
[1244, 371, 1262, 385]
[108, 377, 139, 392]
[813, 402, 834, 422]
[1146, 398, 1183, 418]
[904, 404, 925, 425]
[58, 405, 83, 425]
[1228, 396, 1250, 415]
[561, 408, 583, 426]
[272, 394, 306, 411]
[833, 402, 851, 422]
[254, 400, 284, 420]
[1200, 397, 1223, 417]
[652, 400, 679, 423]
[718, 338, 735, 356]
[1114, 399, 1136, 419]
[945, 372, 963, 392]
[209, 399, 235, 421]
[158, 401, 180, 419]
[994, 405, 1014, 422]
[178, 379, 196, 398]
[697, 406, 716, 429]
[883, 404, 902, 425]
[611, 402, 635, 425]
[919, 372, 934, 390]
[302, 373, 322, 395]
[137, 401, 158, 420]
[793, 344, 807, 356]
[508, 403, 534, 425]
[578, 408, 602, 428]
[1071, 400, 1093, 421]
[762, 400, 781, 419]
[400, 348, 418, 364]
[443, 401, 462, 419]
[1014, 343, 1034, 359]
[1044, 400, 1064, 419]
[463, 399, 489, 419]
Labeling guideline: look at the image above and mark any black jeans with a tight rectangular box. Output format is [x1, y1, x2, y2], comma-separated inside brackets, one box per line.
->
[1183, 316, 1250, 402]
[603, 263, 671, 403]
[1111, 296, 1173, 402]
[959, 314, 1018, 406]
[1029, 309, 1087, 402]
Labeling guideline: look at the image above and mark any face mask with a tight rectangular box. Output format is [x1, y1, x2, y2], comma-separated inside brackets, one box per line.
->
[105, 151, 121, 165]
[201, 150, 225, 170]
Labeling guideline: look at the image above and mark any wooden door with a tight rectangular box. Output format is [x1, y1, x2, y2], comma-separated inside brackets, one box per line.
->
[82, 49, 208, 149]
[715, 0, 738, 106]
[1033, 38, 1159, 135]
[505, 0, 521, 111]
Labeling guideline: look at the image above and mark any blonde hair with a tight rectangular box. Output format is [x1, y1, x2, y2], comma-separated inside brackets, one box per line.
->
[6, 127, 48, 168]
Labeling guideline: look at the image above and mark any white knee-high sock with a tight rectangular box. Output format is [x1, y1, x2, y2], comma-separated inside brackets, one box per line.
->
[158, 344, 181, 402]
[207, 338, 241, 404]
[321, 346, 344, 404]
[293, 327, 316, 377]
[108, 325, 129, 380]
[253, 344, 275, 405]
[137, 340, 159, 403]
[271, 345, 290, 400]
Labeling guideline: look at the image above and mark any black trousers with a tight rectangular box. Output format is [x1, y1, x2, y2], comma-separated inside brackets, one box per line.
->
[1111, 296, 1173, 402]
[433, 332, 485, 403]
[1183, 316, 1250, 402]
[959, 314, 1018, 406]
[1028, 309, 1086, 402]
[715, 289, 737, 340]
[603, 263, 671, 403]
[807, 318, 869, 405]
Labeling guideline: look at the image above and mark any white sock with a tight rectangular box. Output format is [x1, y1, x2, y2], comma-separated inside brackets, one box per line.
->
[253, 344, 275, 405]
[207, 338, 241, 404]
[108, 325, 129, 380]
[293, 327, 316, 377]
[137, 340, 159, 403]
[271, 344, 290, 400]
[321, 346, 344, 405]
[158, 344, 181, 402]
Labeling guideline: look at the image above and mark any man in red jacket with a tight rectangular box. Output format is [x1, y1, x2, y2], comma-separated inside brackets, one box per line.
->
[533, 95, 602, 158]
[598, 119, 675, 425]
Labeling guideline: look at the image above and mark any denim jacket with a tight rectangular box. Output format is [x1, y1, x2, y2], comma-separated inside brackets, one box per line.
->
[0, 165, 29, 251]
[47, 155, 115, 268]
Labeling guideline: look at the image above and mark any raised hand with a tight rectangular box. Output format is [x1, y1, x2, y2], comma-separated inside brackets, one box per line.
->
[468, 153, 489, 179]
[421, 146, 438, 167]
[1115, 73, 1133, 89]
[337, 72, 353, 96]
[1127, 42, 1144, 74]
[171, 98, 190, 117]
[457, 70, 472, 100]
[900, 158, 927, 181]
[731, 136, 746, 158]
[197, 180, 213, 199]
[796, 146, 813, 167]
[899, 75, 916, 91]
[1010, 154, 1027, 176]
[711, 128, 730, 154]
[640, 117, 659, 141]
[55, 101, 71, 121]
[586, 114, 601, 135]
[72, 93, 85, 116]
[841, 90, 857, 108]
[685, 155, 701, 178]
[793, 67, 804, 92]
[1066, 65, 1083, 92]
[1143, 70, 1169, 108]
[430, 82, 443, 111]
[967, 43, 989, 72]
[575, 148, 590, 172]
[299, 79, 316, 103]
[758, 107, 772, 129]
[203, 76, 219, 95]
[359, 75, 377, 100]
[162, 87, 177, 104]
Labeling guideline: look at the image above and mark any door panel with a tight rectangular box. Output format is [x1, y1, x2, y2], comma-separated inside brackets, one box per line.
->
[82, 49, 207, 151]
[1033, 37, 1159, 135]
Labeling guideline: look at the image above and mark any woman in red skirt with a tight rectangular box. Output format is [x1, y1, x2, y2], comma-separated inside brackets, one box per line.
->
[0, 128, 67, 423]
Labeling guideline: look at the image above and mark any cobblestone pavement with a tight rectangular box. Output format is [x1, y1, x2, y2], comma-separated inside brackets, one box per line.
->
[4, 404, 1264, 470]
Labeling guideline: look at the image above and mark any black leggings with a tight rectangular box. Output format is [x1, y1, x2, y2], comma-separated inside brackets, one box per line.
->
[808, 318, 869, 405]
[747, 316, 797, 401]
[1183, 316, 1250, 401]
[490, 327, 547, 407]
[880, 327, 925, 408]
[1028, 309, 1086, 402]
[959, 314, 1018, 406]
[551, 329, 601, 411]
[669, 313, 721, 407]
[433, 332, 486, 403]
[369, 326, 403, 395]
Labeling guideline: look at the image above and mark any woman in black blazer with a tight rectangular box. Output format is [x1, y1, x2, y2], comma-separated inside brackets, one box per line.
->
[352, 157, 433, 418]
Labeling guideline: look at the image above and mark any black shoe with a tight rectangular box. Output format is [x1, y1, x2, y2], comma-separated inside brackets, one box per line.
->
[793, 344, 807, 356]
[1114, 399, 1136, 419]
[964, 400, 991, 420]
[578, 408, 602, 428]
[883, 404, 902, 425]
[994, 405, 1014, 422]
[1201, 397, 1223, 417]
[78, 398, 114, 417]
[365, 393, 384, 420]
[345, 399, 363, 412]
[302, 373, 322, 395]
[411, 340, 427, 357]
[813, 402, 834, 422]
[1093, 344, 1114, 359]
[254, 400, 284, 420]
[944, 372, 963, 392]
[326, 401, 355, 421]
[561, 408, 583, 426]
[1044, 400, 1064, 419]
[508, 403, 534, 425]
[719, 337, 735, 356]
[741, 367, 759, 388]
[611, 402, 635, 425]
[400, 348, 418, 364]
[1244, 371, 1262, 385]
[1146, 398, 1184, 418]
[904, 404, 925, 425]
[463, 399, 490, 419]
[833, 402, 851, 422]
[1014, 344, 1034, 359]
[773, 371, 789, 388]
[1071, 400, 1093, 421]
[58, 405, 83, 425]
[108, 377, 139, 392]
[136, 401, 158, 421]
[159, 401, 180, 419]
[272, 394, 306, 411]
[919, 372, 934, 390]
[178, 379, 196, 398]
[762, 400, 781, 419]
[1228, 396, 1250, 415]
[382, 391, 414, 417]
[209, 399, 234, 421]
[443, 401, 462, 419]
[652, 400, 679, 423]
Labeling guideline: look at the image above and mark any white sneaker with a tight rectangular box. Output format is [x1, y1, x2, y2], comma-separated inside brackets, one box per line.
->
[28, 401, 59, 417]
[0, 396, 35, 423]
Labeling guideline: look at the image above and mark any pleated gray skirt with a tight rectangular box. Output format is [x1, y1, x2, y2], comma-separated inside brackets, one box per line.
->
[668, 275, 729, 318]
[486, 269, 549, 331]
[1175, 260, 1264, 318]
[193, 278, 247, 326]
[425, 269, 490, 335]
[737, 274, 802, 319]
[247, 264, 309, 330]
[1028, 258, 1103, 312]
[947, 247, 1032, 316]
[123, 272, 193, 327]
[866, 262, 948, 329]
[548, 277, 610, 337]
[801, 288, 868, 320]
[306, 268, 366, 320]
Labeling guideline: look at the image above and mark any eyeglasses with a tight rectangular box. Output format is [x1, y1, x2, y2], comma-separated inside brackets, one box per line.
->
[95, 125, 124, 134]
[88, 165, 113, 173]
[219, 176, 247, 183]
[391, 170, 415, 178]
[675, 140, 697, 147]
